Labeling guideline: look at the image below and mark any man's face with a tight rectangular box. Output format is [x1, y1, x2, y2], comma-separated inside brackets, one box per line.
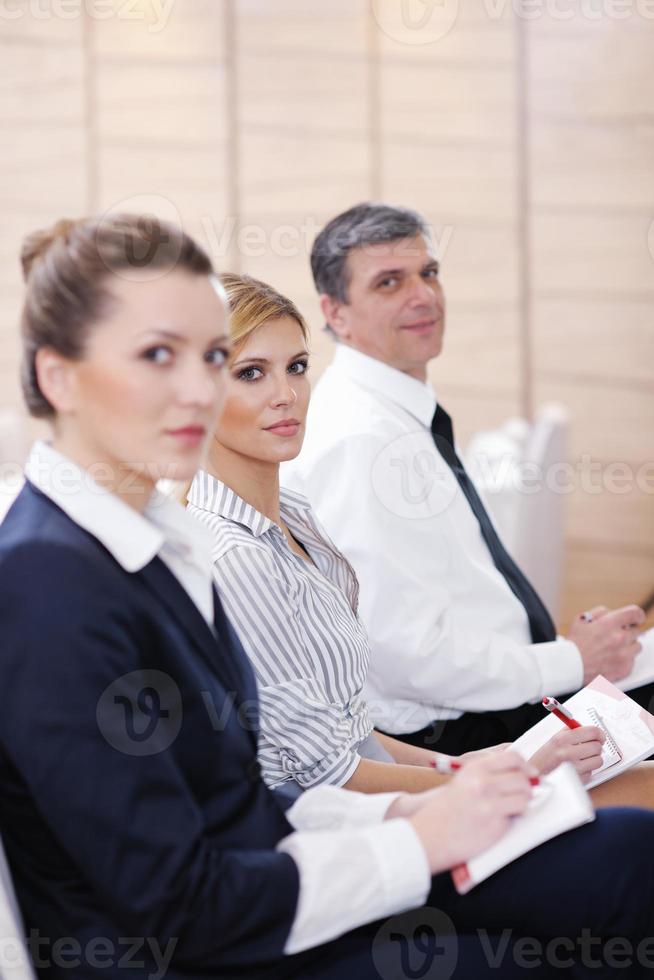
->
[321, 234, 445, 381]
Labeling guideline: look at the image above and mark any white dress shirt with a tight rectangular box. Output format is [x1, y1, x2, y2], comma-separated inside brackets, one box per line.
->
[282, 345, 583, 734]
[187, 472, 374, 790]
[25, 441, 430, 955]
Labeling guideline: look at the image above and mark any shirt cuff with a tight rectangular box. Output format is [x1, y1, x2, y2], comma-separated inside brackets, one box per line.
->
[531, 637, 584, 699]
[280, 818, 431, 954]
[285, 784, 402, 832]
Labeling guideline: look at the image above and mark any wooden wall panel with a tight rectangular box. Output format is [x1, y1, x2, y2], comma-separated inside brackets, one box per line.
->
[94, 4, 230, 262]
[532, 213, 654, 295]
[561, 545, 654, 631]
[533, 299, 654, 386]
[236, 0, 371, 375]
[0, 17, 87, 414]
[94, 0, 226, 61]
[531, 122, 654, 210]
[380, 10, 522, 437]
[1, 3, 651, 618]
[236, 0, 368, 56]
[528, 9, 654, 618]
[382, 142, 517, 221]
[533, 377, 654, 466]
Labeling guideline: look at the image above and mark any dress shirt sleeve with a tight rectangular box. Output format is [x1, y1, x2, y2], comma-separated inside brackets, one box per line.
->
[290, 433, 583, 722]
[284, 783, 403, 831]
[212, 544, 366, 788]
[278, 815, 431, 954]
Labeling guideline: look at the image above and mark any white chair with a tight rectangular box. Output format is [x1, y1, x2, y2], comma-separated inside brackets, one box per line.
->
[0, 836, 37, 979]
[466, 404, 569, 622]
[0, 410, 27, 526]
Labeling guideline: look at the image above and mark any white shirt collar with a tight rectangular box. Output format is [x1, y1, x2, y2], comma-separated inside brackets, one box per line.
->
[330, 344, 437, 429]
[25, 441, 212, 575]
[188, 469, 313, 539]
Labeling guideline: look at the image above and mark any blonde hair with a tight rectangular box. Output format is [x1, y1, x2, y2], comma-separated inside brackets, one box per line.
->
[171, 273, 309, 505]
[220, 272, 308, 358]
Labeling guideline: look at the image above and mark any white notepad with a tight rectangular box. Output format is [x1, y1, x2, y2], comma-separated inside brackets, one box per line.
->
[615, 627, 654, 692]
[513, 675, 654, 790]
[451, 763, 594, 895]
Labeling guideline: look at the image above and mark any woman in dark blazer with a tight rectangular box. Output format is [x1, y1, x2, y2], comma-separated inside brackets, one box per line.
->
[2, 215, 654, 980]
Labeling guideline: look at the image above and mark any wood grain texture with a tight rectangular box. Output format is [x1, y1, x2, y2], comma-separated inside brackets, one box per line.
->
[0, 4, 651, 615]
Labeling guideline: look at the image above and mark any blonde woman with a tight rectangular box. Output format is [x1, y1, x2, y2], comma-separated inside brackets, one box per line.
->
[183, 273, 654, 805]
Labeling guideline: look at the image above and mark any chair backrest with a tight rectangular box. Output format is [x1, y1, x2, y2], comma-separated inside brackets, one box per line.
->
[0, 836, 37, 979]
[465, 404, 569, 621]
[0, 410, 27, 528]
[515, 404, 569, 621]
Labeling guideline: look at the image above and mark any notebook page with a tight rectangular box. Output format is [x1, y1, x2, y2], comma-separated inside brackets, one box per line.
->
[513, 676, 654, 790]
[452, 763, 594, 895]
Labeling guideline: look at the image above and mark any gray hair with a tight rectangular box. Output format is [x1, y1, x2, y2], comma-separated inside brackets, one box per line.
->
[310, 202, 430, 302]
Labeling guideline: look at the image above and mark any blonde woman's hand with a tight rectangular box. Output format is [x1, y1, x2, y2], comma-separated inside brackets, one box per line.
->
[529, 726, 605, 783]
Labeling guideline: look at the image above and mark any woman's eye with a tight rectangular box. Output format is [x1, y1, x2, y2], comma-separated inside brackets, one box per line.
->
[205, 348, 228, 368]
[143, 346, 173, 365]
[288, 359, 308, 375]
[237, 366, 263, 382]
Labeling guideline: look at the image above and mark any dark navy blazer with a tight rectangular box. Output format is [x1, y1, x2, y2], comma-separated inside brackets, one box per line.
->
[0, 482, 300, 978]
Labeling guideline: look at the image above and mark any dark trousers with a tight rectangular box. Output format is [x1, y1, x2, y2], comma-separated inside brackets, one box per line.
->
[391, 680, 654, 756]
[281, 807, 654, 979]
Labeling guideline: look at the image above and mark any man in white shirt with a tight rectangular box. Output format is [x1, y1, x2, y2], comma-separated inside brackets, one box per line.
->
[282, 202, 648, 753]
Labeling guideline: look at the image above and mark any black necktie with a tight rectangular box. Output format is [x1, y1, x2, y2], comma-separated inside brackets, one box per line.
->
[431, 404, 557, 643]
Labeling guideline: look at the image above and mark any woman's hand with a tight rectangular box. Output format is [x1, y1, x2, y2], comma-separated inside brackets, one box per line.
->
[404, 752, 538, 875]
[529, 726, 605, 783]
[456, 743, 512, 765]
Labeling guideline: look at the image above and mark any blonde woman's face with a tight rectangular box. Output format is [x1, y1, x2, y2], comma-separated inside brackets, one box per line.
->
[213, 316, 310, 465]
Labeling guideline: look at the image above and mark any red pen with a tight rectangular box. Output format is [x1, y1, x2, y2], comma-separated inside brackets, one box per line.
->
[542, 696, 582, 730]
[430, 756, 539, 786]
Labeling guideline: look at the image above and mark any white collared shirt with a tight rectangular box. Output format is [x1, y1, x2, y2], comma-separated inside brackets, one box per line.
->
[25, 441, 216, 624]
[24, 441, 430, 955]
[187, 471, 373, 790]
[282, 344, 583, 733]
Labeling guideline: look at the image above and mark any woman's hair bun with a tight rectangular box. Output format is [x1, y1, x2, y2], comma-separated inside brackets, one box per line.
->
[20, 218, 80, 282]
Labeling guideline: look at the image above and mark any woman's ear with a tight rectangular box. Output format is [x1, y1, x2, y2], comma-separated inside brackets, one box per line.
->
[319, 294, 350, 341]
[35, 348, 78, 416]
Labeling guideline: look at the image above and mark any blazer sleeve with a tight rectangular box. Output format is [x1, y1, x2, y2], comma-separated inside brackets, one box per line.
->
[0, 541, 299, 971]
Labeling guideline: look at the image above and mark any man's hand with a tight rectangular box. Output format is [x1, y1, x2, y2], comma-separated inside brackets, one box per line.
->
[568, 604, 645, 685]
[403, 752, 537, 875]
[529, 726, 604, 784]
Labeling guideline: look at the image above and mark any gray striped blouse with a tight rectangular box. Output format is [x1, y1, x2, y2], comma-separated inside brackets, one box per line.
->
[187, 470, 374, 790]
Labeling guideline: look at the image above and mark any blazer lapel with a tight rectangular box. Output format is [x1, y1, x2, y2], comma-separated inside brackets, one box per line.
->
[137, 557, 245, 699]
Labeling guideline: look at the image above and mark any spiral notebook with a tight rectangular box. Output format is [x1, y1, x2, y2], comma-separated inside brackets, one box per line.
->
[451, 763, 594, 895]
[512, 675, 654, 790]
